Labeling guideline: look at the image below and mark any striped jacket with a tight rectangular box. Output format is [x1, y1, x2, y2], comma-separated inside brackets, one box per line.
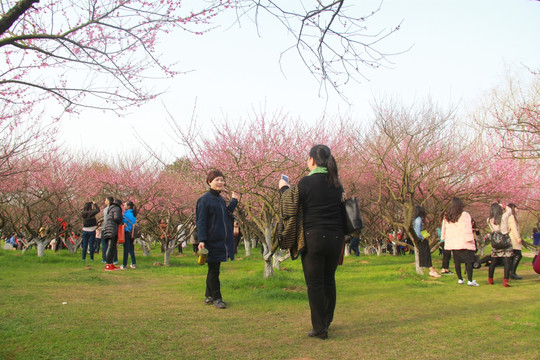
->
[278, 185, 305, 260]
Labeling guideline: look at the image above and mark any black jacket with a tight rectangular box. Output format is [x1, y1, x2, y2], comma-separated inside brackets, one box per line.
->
[102, 203, 123, 239]
[196, 189, 238, 262]
[81, 204, 100, 228]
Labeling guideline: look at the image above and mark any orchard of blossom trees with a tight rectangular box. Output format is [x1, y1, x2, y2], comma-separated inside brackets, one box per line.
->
[0, 1, 538, 277]
[1, 90, 538, 276]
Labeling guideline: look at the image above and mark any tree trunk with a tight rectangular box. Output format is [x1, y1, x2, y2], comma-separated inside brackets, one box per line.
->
[21, 239, 36, 254]
[163, 239, 178, 266]
[36, 238, 51, 257]
[164, 251, 171, 266]
[137, 239, 151, 256]
[262, 227, 274, 278]
[272, 250, 290, 269]
[62, 235, 81, 254]
[244, 239, 251, 257]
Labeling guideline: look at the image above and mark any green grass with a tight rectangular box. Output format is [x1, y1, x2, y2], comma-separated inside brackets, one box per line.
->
[0, 246, 538, 360]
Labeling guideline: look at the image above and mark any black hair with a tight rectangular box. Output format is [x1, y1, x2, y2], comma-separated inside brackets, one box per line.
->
[206, 169, 225, 185]
[414, 205, 426, 222]
[114, 199, 123, 206]
[106, 196, 114, 205]
[126, 200, 138, 217]
[489, 203, 503, 225]
[83, 202, 93, 211]
[445, 197, 465, 223]
[309, 144, 340, 188]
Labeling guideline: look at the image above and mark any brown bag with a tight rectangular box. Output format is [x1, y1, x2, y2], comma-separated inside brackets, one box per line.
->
[117, 225, 125, 244]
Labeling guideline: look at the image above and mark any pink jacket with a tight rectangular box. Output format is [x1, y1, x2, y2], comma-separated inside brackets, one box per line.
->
[441, 211, 475, 251]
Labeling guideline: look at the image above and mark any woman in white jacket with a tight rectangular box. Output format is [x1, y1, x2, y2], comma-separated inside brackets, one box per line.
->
[507, 204, 523, 279]
[441, 197, 479, 286]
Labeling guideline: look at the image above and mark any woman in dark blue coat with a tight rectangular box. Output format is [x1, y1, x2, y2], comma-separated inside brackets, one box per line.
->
[196, 169, 240, 309]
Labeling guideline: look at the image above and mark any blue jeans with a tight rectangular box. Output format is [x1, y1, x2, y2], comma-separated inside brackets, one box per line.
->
[122, 231, 136, 267]
[350, 237, 360, 256]
[81, 230, 96, 260]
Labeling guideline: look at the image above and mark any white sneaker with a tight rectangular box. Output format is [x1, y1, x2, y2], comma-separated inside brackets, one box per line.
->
[120, 265, 126, 270]
[458, 279, 464, 284]
[467, 280, 480, 287]
[129, 264, 136, 269]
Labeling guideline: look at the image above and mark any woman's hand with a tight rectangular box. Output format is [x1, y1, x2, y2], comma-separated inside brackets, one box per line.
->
[279, 179, 289, 189]
[231, 191, 240, 200]
[198, 242, 205, 251]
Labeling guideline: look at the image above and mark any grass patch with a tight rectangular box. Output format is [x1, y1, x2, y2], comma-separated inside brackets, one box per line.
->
[0, 247, 538, 360]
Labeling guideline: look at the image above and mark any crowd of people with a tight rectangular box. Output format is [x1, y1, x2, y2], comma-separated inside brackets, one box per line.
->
[1, 143, 538, 342]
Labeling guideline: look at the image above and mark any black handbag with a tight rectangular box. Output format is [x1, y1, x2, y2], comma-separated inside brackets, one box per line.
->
[342, 196, 364, 235]
[490, 231, 511, 250]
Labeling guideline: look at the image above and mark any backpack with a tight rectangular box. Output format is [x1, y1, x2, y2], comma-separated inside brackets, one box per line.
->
[490, 231, 511, 250]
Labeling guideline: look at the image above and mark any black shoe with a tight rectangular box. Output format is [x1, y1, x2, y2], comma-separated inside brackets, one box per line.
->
[204, 296, 213, 305]
[510, 273, 522, 280]
[213, 299, 226, 309]
[308, 329, 328, 340]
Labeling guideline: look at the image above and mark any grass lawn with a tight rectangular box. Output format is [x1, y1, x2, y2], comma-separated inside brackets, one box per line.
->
[0, 245, 538, 360]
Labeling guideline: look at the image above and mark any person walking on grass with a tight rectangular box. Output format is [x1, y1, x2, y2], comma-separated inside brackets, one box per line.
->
[487, 203, 513, 287]
[441, 197, 479, 286]
[81, 201, 100, 262]
[121, 201, 137, 269]
[103, 199, 123, 271]
[278, 144, 345, 340]
[438, 213, 453, 275]
[507, 204, 523, 280]
[196, 170, 240, 309]
[413, 206, 441, 278]
[101, 196, 117, 264]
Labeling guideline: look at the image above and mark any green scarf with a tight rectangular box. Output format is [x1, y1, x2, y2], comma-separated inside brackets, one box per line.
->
[308, 167, 328, 176]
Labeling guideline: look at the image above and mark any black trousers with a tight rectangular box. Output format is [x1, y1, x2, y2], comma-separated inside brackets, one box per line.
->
[205, 261, 222, 301]
[105, 236, 118, 264]
[301, 229, 344, 333]
[512, 249, 522, 274]
[442, 250, 452, 269]
[489, 257, 511, 279]
[452, 249, 475, 282]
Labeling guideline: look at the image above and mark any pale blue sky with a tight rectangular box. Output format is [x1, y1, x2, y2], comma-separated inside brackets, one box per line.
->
[60, 0, 540, 161]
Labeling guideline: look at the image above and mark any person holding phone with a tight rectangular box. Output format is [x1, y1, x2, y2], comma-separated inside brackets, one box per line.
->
[81, 201, 100, 261]
[196, 170, 240, 309]
[278, 144, 344, 340]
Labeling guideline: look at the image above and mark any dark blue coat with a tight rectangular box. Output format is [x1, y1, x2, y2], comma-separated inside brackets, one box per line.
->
[196, 189, 238, 262]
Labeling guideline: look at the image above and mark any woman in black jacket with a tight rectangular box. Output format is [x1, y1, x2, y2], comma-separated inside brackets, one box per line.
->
[102, 199, 123, 271]
[81, 201, 100, 261]
[279, 144, 344, 340]
[196, 170, 240, 309]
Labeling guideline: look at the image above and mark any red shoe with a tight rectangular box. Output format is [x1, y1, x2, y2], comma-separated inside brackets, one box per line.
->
[503, 279, 511, 287]
[488, 278, 494, 285]
[105, 264, 119, 271]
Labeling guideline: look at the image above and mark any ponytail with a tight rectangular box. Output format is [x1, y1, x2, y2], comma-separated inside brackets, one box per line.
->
[326, 154, 340, 188]
[309, 144, 340, 188]
[126, 201, 138, 217]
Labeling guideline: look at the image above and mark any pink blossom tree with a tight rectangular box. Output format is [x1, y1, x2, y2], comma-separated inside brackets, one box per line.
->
[172, 111, 351, 277]
[476, 72, 540, 160]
